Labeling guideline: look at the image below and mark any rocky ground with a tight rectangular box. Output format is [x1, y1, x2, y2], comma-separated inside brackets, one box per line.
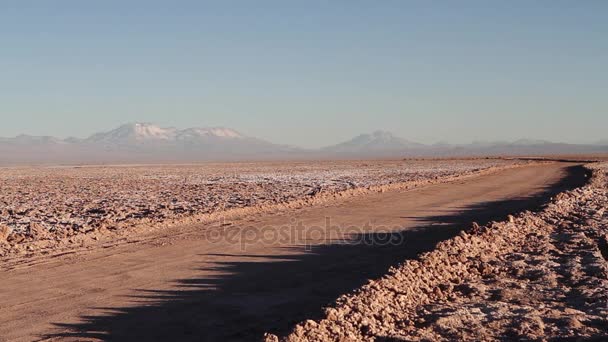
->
[275, 162, 608, 341]
[0, 159, 526, 256]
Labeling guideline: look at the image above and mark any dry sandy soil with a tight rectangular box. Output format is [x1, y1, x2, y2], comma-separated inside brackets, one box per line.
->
[0, 161, 588, 341]
[0, 159, 527, 257]
[278, 162, 608, 341]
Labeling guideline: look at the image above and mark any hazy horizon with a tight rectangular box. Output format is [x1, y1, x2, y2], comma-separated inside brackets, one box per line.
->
[1, 121, 606, 148]
[1, 1, 607, 147]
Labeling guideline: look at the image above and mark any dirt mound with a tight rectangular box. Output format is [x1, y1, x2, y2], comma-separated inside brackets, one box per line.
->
[275, 163, 608, 341]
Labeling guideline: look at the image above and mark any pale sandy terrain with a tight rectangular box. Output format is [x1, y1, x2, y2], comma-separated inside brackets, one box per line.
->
[0, 159, 528, 256]
[279, 163, 608, 341]
[0, 162, 583, 341]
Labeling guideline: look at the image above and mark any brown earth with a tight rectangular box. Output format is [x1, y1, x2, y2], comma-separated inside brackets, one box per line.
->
[0, 162, 585, 341]
[281, 162, 607, 341]
[0, 159, 527, 257]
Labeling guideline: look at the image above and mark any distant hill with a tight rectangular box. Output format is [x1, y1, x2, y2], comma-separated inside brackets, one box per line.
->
[84, 123, 249, 145]
[322, 130, 424, 156]
[0, 123, 297, 164]
[431, 141, 608, 157]
[0, 124, 606, 165]
[321, 132, 608, 158]
[81, 123, 288, 156]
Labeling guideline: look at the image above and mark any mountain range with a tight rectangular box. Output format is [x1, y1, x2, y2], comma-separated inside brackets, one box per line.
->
[0, 123, 606, 165]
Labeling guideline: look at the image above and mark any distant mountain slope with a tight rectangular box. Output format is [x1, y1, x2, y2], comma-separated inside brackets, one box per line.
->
[0, 134, 66, 145]
[0, 123, 297, 164]
[321, 131, 608, 158]
[85, 123, 177, 144]
[426, 140, 608, 157]
[323, 130, 425, 155]
[0, 124, 607, 165]
[84, 123, 250, 145]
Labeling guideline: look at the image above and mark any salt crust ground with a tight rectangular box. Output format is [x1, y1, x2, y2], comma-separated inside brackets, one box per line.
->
[273, 162, 608, 341]
[0, 159, 528, 256]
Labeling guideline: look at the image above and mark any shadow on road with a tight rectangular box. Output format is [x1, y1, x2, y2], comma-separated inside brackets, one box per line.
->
[45, 165, 589, 341]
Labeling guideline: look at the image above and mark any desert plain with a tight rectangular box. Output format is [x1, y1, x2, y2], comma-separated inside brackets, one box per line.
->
[0, 158, 606, 341]
[0, 158, 527, 257]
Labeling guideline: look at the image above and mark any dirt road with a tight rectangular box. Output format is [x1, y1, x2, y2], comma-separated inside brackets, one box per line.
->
[0, 163, 586, 341]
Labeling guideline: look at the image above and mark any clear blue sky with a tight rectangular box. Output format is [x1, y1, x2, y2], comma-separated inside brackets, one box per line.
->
[1, 1, 606, 147]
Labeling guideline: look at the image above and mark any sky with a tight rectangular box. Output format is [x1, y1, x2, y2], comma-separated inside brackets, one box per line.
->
[0, 1, 606, 147]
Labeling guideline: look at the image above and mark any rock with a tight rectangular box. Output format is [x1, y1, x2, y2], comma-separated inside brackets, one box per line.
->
[562, 316, 583, 329]
[0, 224, 11, 241]
[29, 222, 47, 239]
[263, 333, 279, 342]
[470, 222, 482, 234]
[7, 233, 25, 244]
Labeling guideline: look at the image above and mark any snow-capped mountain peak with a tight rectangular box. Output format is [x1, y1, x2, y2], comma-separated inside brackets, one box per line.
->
[84, 123, 249, 144]
[176, 127, 245, 140]
[130, 123, 176, 140]
[85, 122, 176, 143]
